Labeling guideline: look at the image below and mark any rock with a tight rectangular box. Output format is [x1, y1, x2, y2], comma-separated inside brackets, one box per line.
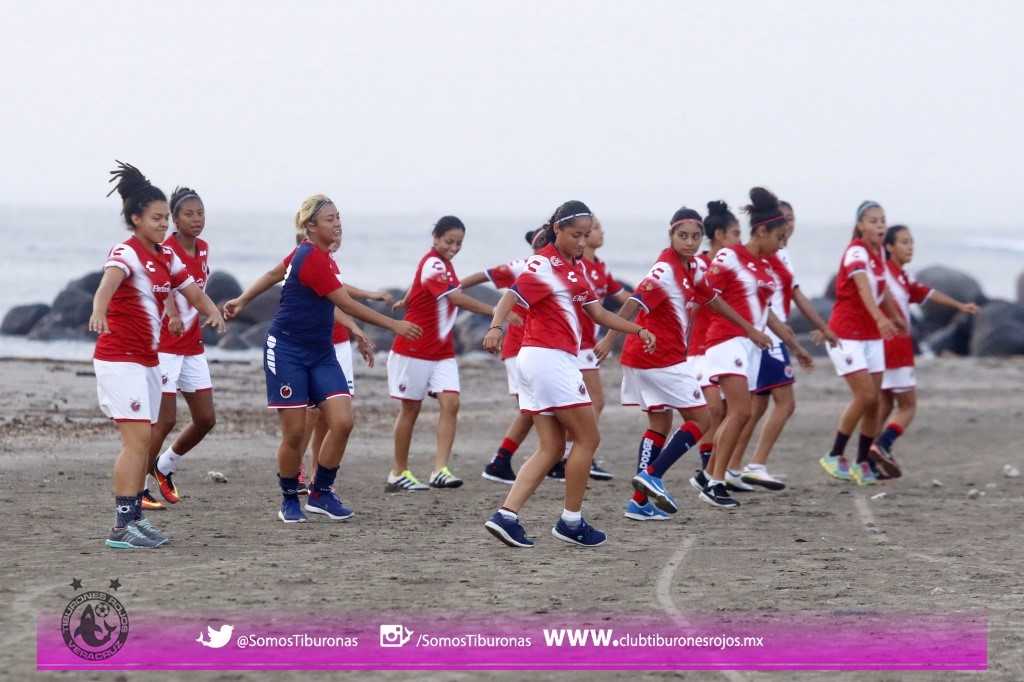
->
[26, 311, 93, 341]
[1017, 271, 1024, 305]
[240, 321, 272, 349]
[920, 312, 974, 356]
[50, 288, 94, 327]
[453, 311, 492, 355]
[1, 303, 50, 335]
[788, 296, 833, 335]
[1003, 464, 1020, 478]
[207, 471, 228, 483]
[205, 271, 243, 304]
[65, 271, 104, 295]
[235, 286, 282, 325]
[915, 265, 987, 334]
[967, 488, 980, 499]
[201, 324, 221, 348]
[358, 288, 406, 352]
[970, 301, 1024, 356]
[218, 327, 250, 351]
[931, 479, 944, 487]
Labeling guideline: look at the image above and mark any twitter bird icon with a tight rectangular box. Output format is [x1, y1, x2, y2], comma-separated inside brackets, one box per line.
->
[196, 624, 234, 649]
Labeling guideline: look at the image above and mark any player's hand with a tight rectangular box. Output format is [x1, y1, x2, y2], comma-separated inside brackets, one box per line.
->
[876, 316, 897, 340]
[204, 310, 227, 334]
[891, 315, 908, 334]
[222, 298, 244, 320]
[506, 310, 524, 327]
[374, 291, 395, 306]
[593, 336, 614, 364]
[393, 320, 421, 340]
[88, 311, 110, 335]
[392, 296, 408, 311]
[167, 315, 184, 336]
[638, 328, 656, 353]
[482, 327, 503, 354]
[749, 328, 772, 350]
[794, 345, 814, 370]
[354, 332, 376, 368]
[960, 302, 979, 315]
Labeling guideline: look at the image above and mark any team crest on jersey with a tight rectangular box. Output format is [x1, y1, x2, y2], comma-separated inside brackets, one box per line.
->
[784, 366, 794, 378]
[129, 399, 141, 412]
[693, 389, 701, 400]
[578, 383, 586, 396]
[280, 385, 293, 399]
[161, 374, 168, 385]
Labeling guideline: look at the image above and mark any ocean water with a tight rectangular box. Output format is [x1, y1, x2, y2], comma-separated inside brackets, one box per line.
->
[1, 204, 1020, 360]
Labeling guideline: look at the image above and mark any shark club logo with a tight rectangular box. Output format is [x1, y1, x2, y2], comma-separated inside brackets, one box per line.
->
[61, 579, 129, 660]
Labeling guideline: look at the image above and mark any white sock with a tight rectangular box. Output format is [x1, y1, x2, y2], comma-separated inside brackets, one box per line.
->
[561, 508, 582, 527]
[157, 447, 181, 475]
[746, 463, 766, 471]
[706, 478, 722, 487]
[498, 508, 518, 521]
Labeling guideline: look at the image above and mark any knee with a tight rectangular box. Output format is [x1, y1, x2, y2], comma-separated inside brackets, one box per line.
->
[281, 431, 304, 451]
[440, 394, 460, 415]
[195, 413, 216, 434]
[329, 412, 354, 436]
[730, 403, 753, 424]
[708, 403, 725, 424]
[780, 398, 796, 419]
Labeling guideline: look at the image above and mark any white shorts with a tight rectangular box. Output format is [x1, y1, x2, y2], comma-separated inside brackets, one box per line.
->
[94, 359, 162, 423]
[158, 352, 213, 394]
[827, 338, 886, 376]
[334, 341, 355, 395]
[621, 361, 707, 413]
[576, 347, 600, 371]
[504, 357, 523, 396]
[690, 355, 715, 389]
[704, 337, 761, 391]
[386, 352, 459, 401]
[882, 366, 916, 393]
[517, 346, 591, 415]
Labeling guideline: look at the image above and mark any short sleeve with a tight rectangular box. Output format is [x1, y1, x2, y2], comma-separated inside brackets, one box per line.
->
[630, 276, 668, 313]
[421, 256, 458, 299]
[908, 278, 932, 304]
[281, 248, 297, 270]
[604, 268, 624, 296]
[842, 246, 869, 276]
[485, 264, 516, 289]
[103, 244, 133, 277]
[511, 255, 553, 307]
[298, 249, 343, 297]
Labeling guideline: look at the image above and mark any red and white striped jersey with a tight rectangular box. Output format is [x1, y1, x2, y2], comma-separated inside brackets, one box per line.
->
[704, 244, 776, 349]
[95, 236, 194, 367]
[883, 259, 932, 369]
[828, 239, 887, 341]
[511, 244, 598, 355]
[485, 258, 529, 360]
[622, 248, 715, 369]
[765, 247, 797, 345]
[392, 248, 461, 361]
[158, 234, 209, 356]
[688, 251, 714, 356]
[579, 256, 624, 350]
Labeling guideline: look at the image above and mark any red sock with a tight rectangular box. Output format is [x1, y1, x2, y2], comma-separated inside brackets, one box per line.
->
[886, 422, 904, 436]
[699, 442, 713, 455]
[497, 437, 519, 459]
[632, 489, 648, 504]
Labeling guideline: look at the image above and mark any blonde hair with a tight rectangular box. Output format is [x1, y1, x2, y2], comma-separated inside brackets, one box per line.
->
[294, 194, 334, 242]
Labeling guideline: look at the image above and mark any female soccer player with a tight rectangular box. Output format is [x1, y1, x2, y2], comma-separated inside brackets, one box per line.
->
[146, 186, 217, 507]
[386, 216, 499, 492]
[91, 162, 225, 549]
[224, 195, 421, 523]
[819, 201, 903, 485]
[726, 201, 838, 491]
[596, 207, 771, 520]
[482, 200, 656, 548]
[871, 225, 977, 471]
[698, 188, 813, 509]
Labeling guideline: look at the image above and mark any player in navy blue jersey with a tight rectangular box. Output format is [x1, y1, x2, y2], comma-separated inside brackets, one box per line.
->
[225, 195, 422, 523]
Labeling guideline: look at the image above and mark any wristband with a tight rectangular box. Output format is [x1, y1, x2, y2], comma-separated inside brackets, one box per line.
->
[489, 325, 504, 332]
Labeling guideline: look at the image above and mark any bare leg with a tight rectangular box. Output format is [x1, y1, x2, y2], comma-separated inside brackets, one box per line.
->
[750, 385, 795, 466]
[146, 393, 177, 474]
[315, 397, 354, 468]
[392, 400, 422, 475]
[276, 409, 308, 478]
[710, 376, 752, 482]
[727, 392, 768, 471]
[114, 422, 152, 497]
[433, 392, 460, 472]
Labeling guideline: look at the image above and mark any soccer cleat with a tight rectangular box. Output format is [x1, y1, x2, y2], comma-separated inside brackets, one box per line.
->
[154, 469, 180, 504]
[546, 459, 566, 482]
[141, 488, 165, 511]
[631, 470, 678, 514]
[429, 466, 464, 489]
[277, 495, 308, 523]
[725, 469, 756, 492]
[624, 499, 671, 521]
[589, 460, 614, 481]
[132, 518, 170, 546]
[484, 511, 534, 548]
[305, 489, 354, 520]
[551, 517, 607, 547]
[105, 524, 163, 549]
[819, 454, 852, 481]
[385, 470, 429, 492]
[699, 482, 740, 509]
[851, 461, 878, 486]
[740, 465, 786, 491]
[482, 457, 516, 485]
[868, 443, 902, 479]
[689, 469, 709, 493]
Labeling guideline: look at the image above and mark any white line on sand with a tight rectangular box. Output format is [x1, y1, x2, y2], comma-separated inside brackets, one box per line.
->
[655, 536, 746, 682]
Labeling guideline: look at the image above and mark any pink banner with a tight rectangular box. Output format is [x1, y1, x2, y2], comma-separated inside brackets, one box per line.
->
[38, 610, 987, 671]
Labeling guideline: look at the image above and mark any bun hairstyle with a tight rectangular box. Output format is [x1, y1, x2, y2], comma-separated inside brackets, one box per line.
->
[883, 224, 909, 260]
[106, 161, 166, 229]
[169, 186, 203, 218]
[670, 206, 703, 229]
[743, 186, 787, 234]
[548, 200, 593, 231]
[294, 194, 333, 233]
[703, 200, 737, 241]
[525, 225, 553, 250]
[432, 215, 466, 238]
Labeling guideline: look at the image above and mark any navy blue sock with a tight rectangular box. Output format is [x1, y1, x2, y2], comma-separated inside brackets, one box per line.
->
[637, 430, 666, 474]
[312, 464, 339, 493]
[648, 422, 703, 478]
[133, 492, 144, 521]
[278, 475, 301, 498]
[699, 444, 713, 470]
[856, 434, 874, 464]
[115, 496, 136, 529]
[875, 423, 904, 451]
[830, 431, 851, 458]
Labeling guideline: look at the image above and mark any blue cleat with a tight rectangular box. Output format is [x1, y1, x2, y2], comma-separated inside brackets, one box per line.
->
[484, 511, 534, 548]
[277, 495, 308, 523]
[631, 470, 679, 514]
[624, 499, 671, 522]
[305, 489, 354, 520]
[551, 517, 607, 547]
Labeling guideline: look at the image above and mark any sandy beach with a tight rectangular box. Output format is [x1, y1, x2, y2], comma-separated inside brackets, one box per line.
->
[1, 353, 1022, 681]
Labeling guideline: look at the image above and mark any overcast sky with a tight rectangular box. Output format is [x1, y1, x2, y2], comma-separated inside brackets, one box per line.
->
[2, 1, 1020, 226]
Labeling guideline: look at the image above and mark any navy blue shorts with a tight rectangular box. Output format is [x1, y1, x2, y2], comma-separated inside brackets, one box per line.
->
[264, 332, 350, 409]
[754, 343, 795, 395]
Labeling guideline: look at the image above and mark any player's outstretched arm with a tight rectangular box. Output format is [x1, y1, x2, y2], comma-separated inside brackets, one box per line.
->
[223, 263, 286, 319]
[327, 286, 421, 340]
